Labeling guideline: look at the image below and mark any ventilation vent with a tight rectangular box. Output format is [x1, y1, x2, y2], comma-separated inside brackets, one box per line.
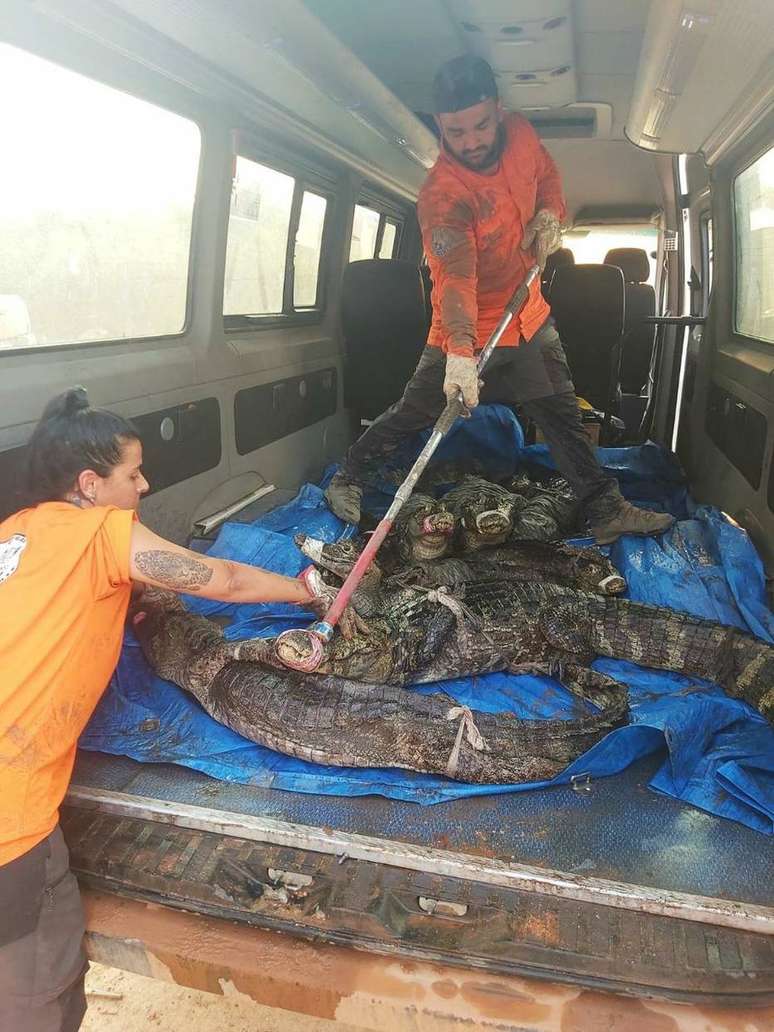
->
[526, 110, 597, 138]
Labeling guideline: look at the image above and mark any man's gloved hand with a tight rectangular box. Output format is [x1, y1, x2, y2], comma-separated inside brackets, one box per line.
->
[521, 209, 562, 270]
[298, 566, 370, 641]
[444, 353, 479, 410]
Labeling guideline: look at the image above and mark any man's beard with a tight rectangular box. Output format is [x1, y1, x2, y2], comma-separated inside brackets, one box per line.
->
[452, 123, 506, 172]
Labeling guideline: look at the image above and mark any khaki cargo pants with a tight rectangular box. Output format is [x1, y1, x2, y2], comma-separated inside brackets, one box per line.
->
[0, 826, 88, 1032]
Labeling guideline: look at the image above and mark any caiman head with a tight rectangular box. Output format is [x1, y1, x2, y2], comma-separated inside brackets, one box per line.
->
[443, 477, 522, 552]
[272, 623, 397, 683]
[564, 546, 626, 595]
[294, 534, 383, 617]
[393, 494, 456, 562]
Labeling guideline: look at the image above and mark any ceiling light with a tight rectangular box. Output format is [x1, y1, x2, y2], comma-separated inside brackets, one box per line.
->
[500, 25, 524, 34]
[680, 11, 714, 30]
[499, 39, 537, 46]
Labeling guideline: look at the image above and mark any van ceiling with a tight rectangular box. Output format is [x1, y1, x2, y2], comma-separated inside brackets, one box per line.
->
[31, 0, 771, 206]
[309, 0, 651, 140]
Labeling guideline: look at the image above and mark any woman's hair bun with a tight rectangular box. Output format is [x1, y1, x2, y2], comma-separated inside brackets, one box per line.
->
[40, 386, 90, 422]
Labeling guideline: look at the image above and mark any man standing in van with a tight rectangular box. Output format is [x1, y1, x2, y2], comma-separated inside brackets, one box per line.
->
[326, 55, 672, 545]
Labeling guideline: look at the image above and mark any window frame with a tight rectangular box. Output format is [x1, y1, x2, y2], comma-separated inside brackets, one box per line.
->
[349, 190, 407, 263]
[0, 43, 205, 357]
[731, 138, 774, 346]
[223, 136, 336, 331]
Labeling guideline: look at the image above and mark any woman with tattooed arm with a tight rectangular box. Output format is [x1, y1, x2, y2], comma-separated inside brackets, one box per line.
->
[0, 387, 358, 1032]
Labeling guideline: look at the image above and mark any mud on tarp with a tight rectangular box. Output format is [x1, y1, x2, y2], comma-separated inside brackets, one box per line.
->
[81, 406, 774, 832]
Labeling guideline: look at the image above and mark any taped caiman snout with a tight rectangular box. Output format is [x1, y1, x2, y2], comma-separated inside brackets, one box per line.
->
[475, 508, 509, 532]
[274, 627, 325, 672]
[422, 514, 454, 536]
[598, 573, 626, 595]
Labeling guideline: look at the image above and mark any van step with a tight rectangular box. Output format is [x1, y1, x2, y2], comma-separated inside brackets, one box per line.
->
[60, 806, 774, 1005]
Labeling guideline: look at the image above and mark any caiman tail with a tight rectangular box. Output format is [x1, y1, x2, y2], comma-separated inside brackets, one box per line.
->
[572, 595, 774, 720]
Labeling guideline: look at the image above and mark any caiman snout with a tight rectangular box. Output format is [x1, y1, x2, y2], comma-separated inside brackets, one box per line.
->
[422, 513, 455, 536]
[598, 573, 626, 595]
[474, 508, 511, 534]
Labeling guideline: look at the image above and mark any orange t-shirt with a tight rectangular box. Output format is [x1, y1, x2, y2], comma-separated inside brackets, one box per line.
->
[418, 112, 567, 356]
[0, 503, 134, 865]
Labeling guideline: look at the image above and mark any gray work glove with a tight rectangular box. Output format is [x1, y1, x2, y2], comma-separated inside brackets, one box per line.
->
[521, 209, 562, 270]
[443, 353, 479, 409]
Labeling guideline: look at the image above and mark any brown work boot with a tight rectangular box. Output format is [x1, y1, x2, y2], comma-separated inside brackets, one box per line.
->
[324, 471, 363, 525]
[589, 498, 674, 545]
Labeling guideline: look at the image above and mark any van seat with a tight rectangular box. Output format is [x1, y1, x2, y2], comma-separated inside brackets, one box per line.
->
[541, 247, 575, 301]
[549, 263, 625, 431]
[342, 259, 429, 421]
[603, 247, 656, 395]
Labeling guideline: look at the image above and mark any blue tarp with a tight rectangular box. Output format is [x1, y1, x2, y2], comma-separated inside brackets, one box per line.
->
[81, 405, 774, 833]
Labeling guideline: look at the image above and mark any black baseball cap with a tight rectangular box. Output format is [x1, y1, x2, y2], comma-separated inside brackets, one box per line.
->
[432, 55, 498, 114]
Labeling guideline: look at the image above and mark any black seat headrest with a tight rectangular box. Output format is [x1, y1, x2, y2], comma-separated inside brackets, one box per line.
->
[342, 259, 427, 337]
[545, 247, 575, 272]
[603, 247, 650, 284]
[550, 264, 625, 338]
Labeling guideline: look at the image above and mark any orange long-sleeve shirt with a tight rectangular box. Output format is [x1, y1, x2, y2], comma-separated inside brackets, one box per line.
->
[0, 503, 134, 865]
[418, 112, 566, 357]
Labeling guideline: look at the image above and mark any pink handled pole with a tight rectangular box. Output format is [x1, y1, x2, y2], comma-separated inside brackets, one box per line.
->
[276, 265, 540, 669]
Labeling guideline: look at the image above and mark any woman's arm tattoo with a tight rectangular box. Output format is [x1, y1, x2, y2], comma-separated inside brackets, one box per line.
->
[134, 550, 214, 590]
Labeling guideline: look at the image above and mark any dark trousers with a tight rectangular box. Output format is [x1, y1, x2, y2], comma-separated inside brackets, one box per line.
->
[342, 320, 617, 515]
[0, 826, 88, 1032]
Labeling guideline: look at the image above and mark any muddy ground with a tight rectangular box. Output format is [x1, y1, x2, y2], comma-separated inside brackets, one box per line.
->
[82, 963, 370, 1032]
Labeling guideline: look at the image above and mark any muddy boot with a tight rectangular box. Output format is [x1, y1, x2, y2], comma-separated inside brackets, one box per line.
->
[324, 471, 363, 525]
[587, 488, 674, 545]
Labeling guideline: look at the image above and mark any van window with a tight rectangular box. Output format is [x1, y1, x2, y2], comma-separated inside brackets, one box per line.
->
[349, 204, 381, 261]
[0, 44, 200, 351]
[224, 157, 295, 316]
[349, 205, 403, 261]
[379, 219, 399, 259]
[734, 144, 774, 344]
[294, 191, 328, 308]
[224, 155, 330, 319]
[564, 227, 658, 285]
[700, 212, 713, 309]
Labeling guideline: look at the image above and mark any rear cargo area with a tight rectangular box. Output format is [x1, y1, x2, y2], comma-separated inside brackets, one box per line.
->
[64, 424, 774, 1004]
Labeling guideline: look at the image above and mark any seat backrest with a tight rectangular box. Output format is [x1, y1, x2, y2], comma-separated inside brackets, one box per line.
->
[550, 263, 625, 412]
[603, 247, 656, 394]
[541, 246, 574, 301]
[419, 263, 434, 326]
[342, 259, 429, 420]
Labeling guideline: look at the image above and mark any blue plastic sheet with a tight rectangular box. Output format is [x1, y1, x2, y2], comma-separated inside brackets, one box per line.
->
[81, 405, 774, 832]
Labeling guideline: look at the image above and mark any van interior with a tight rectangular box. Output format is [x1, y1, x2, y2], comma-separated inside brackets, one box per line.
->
[1, 0, 773, 1011]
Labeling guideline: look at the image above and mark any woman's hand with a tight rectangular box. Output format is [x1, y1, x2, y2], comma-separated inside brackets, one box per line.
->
[298, 566, 371, 640]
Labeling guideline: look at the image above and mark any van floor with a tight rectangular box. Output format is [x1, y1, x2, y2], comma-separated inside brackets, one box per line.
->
[70, 748, 772, 906]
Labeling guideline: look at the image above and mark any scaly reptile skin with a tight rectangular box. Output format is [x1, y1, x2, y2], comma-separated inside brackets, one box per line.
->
[134, 574, 772, 788]
[298, 536, 625, 597]
[133, 591, 629, 784]
[440, 476, 523, 551]
[265, 579, 774, 725]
